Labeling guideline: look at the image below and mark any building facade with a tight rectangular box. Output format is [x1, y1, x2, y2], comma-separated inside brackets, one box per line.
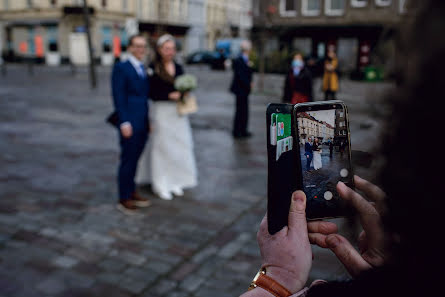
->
[298, 112, 334, 142]
[253, 0, 410, 74]
[206, 0, 252, 50]
[0, 0, 253, 65]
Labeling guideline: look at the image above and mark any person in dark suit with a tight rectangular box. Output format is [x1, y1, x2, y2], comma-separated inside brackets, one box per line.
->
[305, 137, 313, 171]
[111, 35, 151, 214]
[230, 40, 254, 138]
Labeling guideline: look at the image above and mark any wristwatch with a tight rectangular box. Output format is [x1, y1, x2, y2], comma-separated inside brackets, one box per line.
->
[248, 267, 292, 297]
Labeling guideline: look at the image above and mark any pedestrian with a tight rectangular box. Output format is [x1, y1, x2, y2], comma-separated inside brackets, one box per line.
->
[137, 34, 197, 201]
[111, 34, 152, 214]
[322, 49, 339, 100]
[241, 1, 443, 296]
[329, 139, 333, 158]
[311, 138, 322, 170]
[230, 40, 254, 139]
[304, 137, 313, 171]
[282, 52, 313, 104]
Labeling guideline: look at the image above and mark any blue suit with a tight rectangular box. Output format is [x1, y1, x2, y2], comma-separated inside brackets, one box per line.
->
[111, 61, 150, 200]
[305, 141, 313, 171]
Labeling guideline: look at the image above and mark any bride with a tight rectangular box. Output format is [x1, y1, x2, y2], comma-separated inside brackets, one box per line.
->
[311, 138, 323, 170]
[136, 34, 197, 200]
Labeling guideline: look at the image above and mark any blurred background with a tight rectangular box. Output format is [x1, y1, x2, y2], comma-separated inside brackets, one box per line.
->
[0, 1, 409, 297]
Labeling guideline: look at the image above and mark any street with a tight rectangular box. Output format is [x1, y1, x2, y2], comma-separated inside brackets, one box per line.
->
[0, 64, 391, 297]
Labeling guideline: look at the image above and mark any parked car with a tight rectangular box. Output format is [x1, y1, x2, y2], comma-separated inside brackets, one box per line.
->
[186, 50, 220, 65]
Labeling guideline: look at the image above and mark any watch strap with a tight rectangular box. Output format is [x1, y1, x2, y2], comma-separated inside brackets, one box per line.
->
[255, 272, 292, 297]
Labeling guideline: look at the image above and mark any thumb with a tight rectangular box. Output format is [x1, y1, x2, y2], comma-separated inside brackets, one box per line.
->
[288, 191, 307, 234]
[325, 234, 372, 277]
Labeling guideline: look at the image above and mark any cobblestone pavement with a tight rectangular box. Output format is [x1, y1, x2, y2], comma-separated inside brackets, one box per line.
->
[0, 64, 391, 297]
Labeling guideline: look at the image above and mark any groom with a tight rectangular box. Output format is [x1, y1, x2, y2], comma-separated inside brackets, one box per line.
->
[111, 35, 151, 214]
[305, 137, 313, 171]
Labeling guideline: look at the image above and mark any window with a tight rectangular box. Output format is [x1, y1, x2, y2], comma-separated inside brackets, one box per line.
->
[280, 0, 297, 17]
[4, 0, 9, 10]
[399, 0, 407, 13]
[122, 0, 128, 12]
[325, 0, 345, 16]
[351, 0, 367, 7]
[102, 0, 107, 7]
[375, 0, 391, 7]
[50, 0, 57, 6]
[302, 0, 321, 16]
[27, 0, 33, 8]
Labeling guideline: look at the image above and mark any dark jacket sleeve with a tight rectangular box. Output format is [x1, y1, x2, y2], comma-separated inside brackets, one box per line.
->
[282, 71, 292, 103]
[306, 69, 314, 101]
[235, 59, 252, 90]
[111, 63, 129, 124]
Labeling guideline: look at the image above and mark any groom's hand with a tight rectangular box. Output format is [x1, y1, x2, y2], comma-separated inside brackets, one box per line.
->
[120, 123, 133, 139]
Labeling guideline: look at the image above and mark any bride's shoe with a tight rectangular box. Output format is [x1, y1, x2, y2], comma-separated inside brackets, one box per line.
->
[172, 187, 184, 196]
[156, 191, 173, 200]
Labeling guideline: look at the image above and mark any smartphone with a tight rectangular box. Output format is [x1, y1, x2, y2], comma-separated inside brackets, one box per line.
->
[294, 101, 354, 220]
[266, 103, 299, 234]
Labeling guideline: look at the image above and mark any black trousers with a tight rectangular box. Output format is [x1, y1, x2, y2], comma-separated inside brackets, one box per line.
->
[325, 91, 337, 100]
[233, 94, 249, 136]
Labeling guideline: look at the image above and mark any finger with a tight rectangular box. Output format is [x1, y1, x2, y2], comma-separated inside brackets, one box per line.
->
[308, 221, 338, 235]
[358, 230, 368, 254]
[257, 213, 269, 238]
[354, 175, 386, 202]
[309, 233, 329, 248]
[288, 191, 308, 236]
[325, 234, 372, 277]
[337, 182, 381, 238]
[337, 181, 378, 217]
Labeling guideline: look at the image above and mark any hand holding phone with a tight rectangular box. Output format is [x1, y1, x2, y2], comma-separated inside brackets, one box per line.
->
[267, 101, 354, 235]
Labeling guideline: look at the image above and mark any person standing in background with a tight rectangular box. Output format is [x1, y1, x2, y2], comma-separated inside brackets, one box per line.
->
[111, 35, 152, 214]
[282, 53, 313, 104]
[323, 49, 339, 100]
[230, 40, 254, 139]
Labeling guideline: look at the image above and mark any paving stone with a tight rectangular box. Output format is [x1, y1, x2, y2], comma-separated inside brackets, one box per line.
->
[191, 245, 218, 264]
[97, 272, 123, 285]
[99, 257, 128, 272]
[52, 255, 79, 268]
[149, 279, 178, 296]
[218, 232, 252, 259]
[117, 276, 151, 295]
[65, 247, 103, 263]
[145, 259, 173, 275]
[179, 274, 206, 292]
[119, 251, 147, 266]
[36, 276, 66, 295]
[171, 262, 199, 281]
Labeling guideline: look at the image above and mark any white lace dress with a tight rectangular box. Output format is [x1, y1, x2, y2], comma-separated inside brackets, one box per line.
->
[136, 101, 198, 199]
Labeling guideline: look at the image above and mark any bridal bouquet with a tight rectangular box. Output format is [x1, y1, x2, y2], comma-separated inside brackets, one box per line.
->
[174, 74, 198, 116]
[174, 74, 198, 95]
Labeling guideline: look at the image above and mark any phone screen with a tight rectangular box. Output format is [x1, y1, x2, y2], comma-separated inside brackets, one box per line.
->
[267, 104, 298, 234]
[296, 104, 353, 219]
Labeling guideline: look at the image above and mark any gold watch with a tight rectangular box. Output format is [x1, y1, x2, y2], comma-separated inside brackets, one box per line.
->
[248, 267, 292, 297]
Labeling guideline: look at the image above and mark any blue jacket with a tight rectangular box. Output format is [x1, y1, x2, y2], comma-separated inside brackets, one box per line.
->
[230, 55, 253, 97]
[111, 61, 150, 132]
[305, 142, 313, 157]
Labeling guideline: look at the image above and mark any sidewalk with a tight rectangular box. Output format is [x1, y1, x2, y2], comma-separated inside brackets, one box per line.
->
[0, 64, 390, 297]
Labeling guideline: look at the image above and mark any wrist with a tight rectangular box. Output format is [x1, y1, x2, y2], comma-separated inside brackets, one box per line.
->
[265, 266, 306, 294]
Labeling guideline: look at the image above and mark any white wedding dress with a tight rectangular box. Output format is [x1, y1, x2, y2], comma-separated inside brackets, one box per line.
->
[311, 150, 323, 170]
[136, 101, 198, 200]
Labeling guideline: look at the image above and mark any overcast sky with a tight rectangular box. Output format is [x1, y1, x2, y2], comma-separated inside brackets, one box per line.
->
[307, 110, 335, 126]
